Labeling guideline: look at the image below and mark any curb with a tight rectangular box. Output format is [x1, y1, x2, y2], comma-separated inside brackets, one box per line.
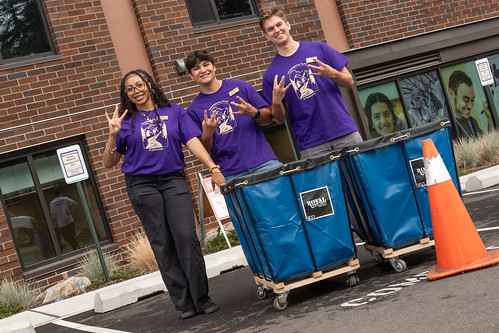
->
[459, 164, 499, 192]
[94, 246, 247, 313]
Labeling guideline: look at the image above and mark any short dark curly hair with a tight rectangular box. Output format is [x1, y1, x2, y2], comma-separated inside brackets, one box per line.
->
[185, 50, 215, 74]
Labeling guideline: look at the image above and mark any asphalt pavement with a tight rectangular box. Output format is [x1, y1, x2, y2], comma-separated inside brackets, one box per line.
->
[1, 165, 498, 333]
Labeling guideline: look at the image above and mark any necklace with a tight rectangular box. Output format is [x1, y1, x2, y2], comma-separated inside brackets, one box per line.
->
[139, 109, 155, 122]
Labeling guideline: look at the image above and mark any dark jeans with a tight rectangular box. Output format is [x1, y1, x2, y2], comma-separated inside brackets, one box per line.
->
[55, 223, 79, 250]
[125, 171, 213, 312]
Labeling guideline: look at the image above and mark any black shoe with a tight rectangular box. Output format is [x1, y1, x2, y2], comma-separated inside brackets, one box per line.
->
[203, 303, 218, 314]
[180, 309, 196, 319]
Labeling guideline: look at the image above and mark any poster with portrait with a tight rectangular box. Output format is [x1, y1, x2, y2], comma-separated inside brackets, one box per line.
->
[486, 53, 499, 121]
[358, 82, 407, 138]
[441, 61, 492, 138]
[400, 71, 450, 127]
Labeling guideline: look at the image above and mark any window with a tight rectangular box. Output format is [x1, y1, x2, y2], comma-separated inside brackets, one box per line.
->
[261, 122, 298, 163]
[358, 82, 408, 138]
[488, 53, 499, 116]
[442, 60, 496, 138]
[357, 58, 499, 140]
[0, 0, 55, 66]
[185, 0, 258, 30]
[0, 139, 112, 271]
[400, 71, 450, 128]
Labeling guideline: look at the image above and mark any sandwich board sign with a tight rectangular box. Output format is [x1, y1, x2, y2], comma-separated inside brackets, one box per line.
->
[200, 177, 229, 220]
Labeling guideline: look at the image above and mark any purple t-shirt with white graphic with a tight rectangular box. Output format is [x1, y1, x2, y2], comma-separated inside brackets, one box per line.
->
[262, 41, 358, 151]
[187, 79, 277, 176]
[116, 104, 201, 175]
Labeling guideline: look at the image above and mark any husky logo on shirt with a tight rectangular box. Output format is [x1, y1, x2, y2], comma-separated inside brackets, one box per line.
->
[289, 63, 318, 100]
[140, 119, 168, 151]
[209, 101, 237, 135]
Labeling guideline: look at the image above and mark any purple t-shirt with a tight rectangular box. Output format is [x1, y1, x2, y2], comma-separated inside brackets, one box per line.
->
[262, 41, 358, 151]
[187, 79, 277, 176]
[116, 104, 201, 175]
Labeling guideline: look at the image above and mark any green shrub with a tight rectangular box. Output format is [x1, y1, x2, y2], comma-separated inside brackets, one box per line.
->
[0, 277, 39, 317]
[0, 303, 23, 319]
[204, 229, 240, 254]
[453, 129, 499, 175]
[78, 250, 119, 282]
[111, 270, 134, 281]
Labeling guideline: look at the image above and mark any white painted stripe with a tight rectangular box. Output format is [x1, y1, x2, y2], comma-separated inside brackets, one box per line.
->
[463, 188, 499, 196]
[477, 226, 499, 232]
[424, 154, 451, 186]
[52, 319, 131, 333]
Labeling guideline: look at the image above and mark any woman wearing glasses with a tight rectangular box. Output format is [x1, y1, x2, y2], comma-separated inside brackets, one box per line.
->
[103, 69, 224, 319]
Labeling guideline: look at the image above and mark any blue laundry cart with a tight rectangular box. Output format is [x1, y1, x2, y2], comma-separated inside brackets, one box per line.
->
[342, 119, 460, 272]
[223, 153, 359, 310]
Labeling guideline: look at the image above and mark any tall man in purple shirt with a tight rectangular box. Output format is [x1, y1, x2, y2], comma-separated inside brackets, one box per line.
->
[185, 50, 281, 181]
[259, 8, 363, 158]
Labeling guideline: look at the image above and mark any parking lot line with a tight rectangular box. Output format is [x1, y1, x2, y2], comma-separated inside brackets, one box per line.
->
[52, 319, 131, 333]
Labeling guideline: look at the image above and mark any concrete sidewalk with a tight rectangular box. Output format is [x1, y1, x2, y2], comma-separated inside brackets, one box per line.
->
[1, 165, 498, 333]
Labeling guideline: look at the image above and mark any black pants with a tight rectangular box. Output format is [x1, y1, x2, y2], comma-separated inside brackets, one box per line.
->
[56, 223, 79, 250]
[125, 172, 213, 312]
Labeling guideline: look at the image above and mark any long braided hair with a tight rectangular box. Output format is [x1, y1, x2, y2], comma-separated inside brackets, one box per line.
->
[119, 69, 172, 133]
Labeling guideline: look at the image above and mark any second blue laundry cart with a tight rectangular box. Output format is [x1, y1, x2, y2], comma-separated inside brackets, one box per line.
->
[341, 119, 461, 272]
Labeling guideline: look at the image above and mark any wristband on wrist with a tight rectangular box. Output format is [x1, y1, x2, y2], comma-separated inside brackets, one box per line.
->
[106, 146, 117, 154]
[209, 165, 220, 173]
[253, 108, 261, 119]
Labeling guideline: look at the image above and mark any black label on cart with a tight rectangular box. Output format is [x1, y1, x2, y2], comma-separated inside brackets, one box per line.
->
[409, 157, 426, 188]
[299, 186, 334, 221]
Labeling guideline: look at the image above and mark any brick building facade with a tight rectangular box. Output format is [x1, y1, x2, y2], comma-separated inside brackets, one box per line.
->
[0, 0, 497, 287]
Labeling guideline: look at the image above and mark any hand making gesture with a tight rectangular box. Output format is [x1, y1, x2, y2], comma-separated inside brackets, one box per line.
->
[105, 104, 128, 136]
[103, 104, 127, 168]
[272, 75, 291, 104]
[308, 58, 354, 88]
[231, 96, 259, 118]
[202, 110, 219, 137]
[307, 57, 338, 78]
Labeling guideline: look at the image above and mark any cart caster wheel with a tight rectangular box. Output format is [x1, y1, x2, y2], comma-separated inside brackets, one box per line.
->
[273, 297, 287, 311]
[346, 273, 359, 287]
[389, 258, 407, 273]
[257, 287, 268, 300]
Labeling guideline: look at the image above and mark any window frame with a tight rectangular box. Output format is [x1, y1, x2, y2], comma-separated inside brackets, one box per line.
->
[0, 0, 58, 70]
[185, 0, 260, 33]
[0, 136, 114, 275]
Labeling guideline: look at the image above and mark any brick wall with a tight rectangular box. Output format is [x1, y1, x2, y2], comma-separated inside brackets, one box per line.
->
[0, 0, 325, 284]
[0, 0, 128, 283]
[336, 0, 499, 49]
[130, 0, 325, 227]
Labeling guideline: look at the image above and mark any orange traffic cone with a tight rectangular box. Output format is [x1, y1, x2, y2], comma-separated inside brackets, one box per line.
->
[422, 139, 499, 280]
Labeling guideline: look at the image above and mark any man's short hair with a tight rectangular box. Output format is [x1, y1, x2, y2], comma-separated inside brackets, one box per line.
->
[185, 50, 215, 74]
[448, 70, 473, 93]
[259, 7, 287, 32]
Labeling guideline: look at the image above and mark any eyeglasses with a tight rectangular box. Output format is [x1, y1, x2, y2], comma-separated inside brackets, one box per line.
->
[125, 82, 146, 95]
